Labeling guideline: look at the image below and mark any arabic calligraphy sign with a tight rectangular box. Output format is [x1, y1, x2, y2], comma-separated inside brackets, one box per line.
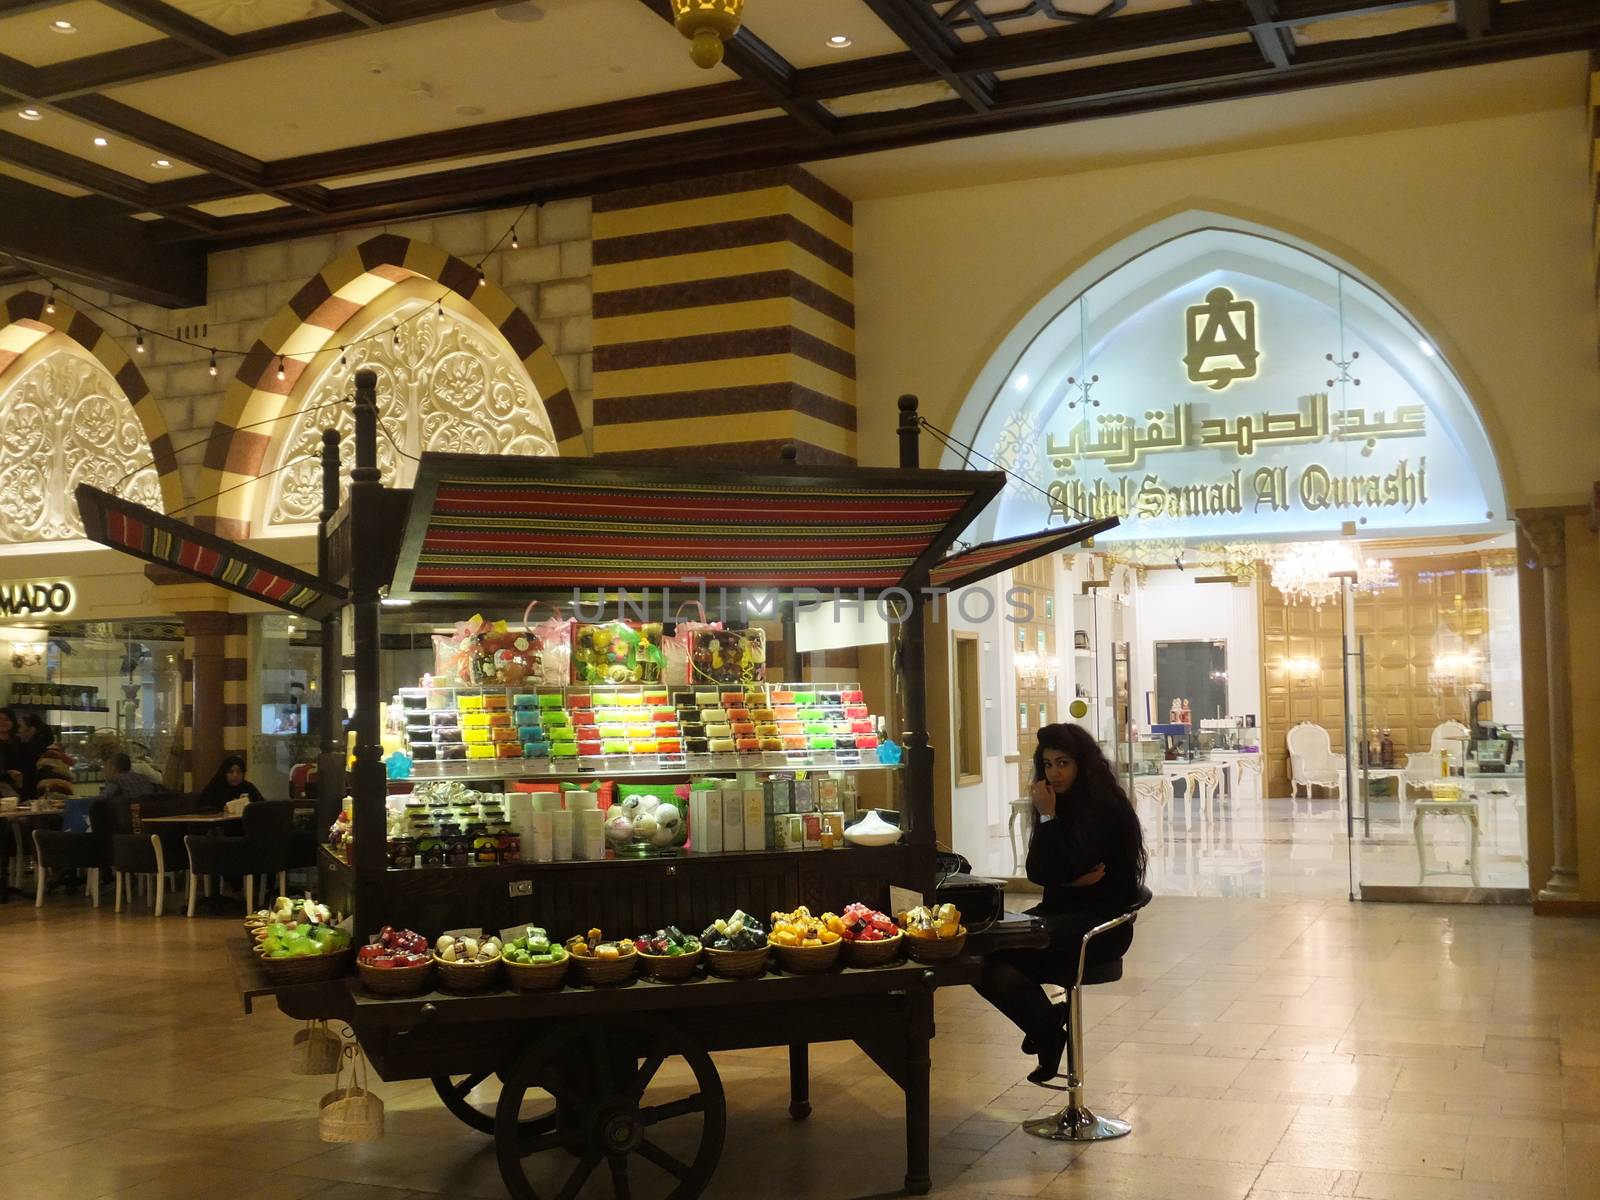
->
[983, 267, 1498, 542]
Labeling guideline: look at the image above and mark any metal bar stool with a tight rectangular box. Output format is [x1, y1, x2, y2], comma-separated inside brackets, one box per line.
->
[1023, 883, 1152, 1143]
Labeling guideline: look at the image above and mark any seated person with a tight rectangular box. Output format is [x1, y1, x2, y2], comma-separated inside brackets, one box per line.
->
[101, 751, 160, 805]
[195, 755, 265, 812]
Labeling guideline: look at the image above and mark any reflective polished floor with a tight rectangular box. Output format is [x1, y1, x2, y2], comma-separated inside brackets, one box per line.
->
[3, 885, 1597, 1199]
[982, 789, 1529, 900]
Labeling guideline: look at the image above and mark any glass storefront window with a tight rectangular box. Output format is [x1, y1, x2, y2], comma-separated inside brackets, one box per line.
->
[2, 620, 182, 792]
[249, 615, 325, 800]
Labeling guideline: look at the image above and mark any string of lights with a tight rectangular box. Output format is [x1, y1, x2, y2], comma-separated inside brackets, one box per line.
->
[917, 415, 1091, 522]
[30, 200, 536, 376]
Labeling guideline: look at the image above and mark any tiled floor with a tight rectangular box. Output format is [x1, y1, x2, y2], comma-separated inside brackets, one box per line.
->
[979, 792, 1529, 899]
[2, 890, 1596, 1199]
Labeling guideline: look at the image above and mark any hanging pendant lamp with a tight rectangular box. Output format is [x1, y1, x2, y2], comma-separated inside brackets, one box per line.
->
[671, 0, 744, 69]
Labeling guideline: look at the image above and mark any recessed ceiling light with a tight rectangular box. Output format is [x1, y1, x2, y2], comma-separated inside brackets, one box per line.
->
[152, 158, 171, 169]
[18, 108, 42, 121]
[827, 34, 852, 48]
[92, 136, 108, 147]
[50, 19, 76, 33]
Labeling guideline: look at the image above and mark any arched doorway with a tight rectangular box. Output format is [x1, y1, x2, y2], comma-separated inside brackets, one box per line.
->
[943, 215, 1523, 902]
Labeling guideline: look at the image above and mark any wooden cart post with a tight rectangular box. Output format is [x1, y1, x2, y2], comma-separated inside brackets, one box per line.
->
[317, 427, 345, 836]
[348, 369, 387, 939]
[897, 395, 936, 886]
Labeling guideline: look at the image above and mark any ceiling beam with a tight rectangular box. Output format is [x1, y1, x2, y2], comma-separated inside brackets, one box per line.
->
[53, 94, 334, 212]
[95, 0, 232, 58]
[1243, 0, 1297, 69]
[1457, 0, 1493, 38]
[320, 0, 386, 27]
[5, 1, 506, 102]
[861, 0, 997, 112]
[633, 0, 834, 135]
[152, 0, 1600, 247]
[0, 174, 205, 306]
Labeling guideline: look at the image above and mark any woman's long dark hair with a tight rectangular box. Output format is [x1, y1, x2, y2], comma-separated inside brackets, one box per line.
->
[1032, 722, 1147, 883]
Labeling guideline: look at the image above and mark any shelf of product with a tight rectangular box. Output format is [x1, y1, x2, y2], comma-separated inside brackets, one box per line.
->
[8, 680, 104, 709]
[393, 680, 889, 779]
[364, 769, 873, 870]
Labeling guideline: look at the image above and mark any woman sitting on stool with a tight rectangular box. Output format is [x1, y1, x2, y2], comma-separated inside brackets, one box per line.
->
[977, 723, 1146, 1084]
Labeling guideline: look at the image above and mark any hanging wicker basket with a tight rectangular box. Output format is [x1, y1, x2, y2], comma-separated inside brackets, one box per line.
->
[318, 1036, 384, 1144]
[290, 1020, 341, 1075]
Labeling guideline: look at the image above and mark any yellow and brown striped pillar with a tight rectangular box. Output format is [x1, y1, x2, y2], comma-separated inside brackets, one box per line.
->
[592, 167, 856, 464]
[156, 578, 251, 789]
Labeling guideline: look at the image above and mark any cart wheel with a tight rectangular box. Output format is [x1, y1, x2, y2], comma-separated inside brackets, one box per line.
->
[495, 1016, 725, 1200]
[434, 1070, 558, 1139]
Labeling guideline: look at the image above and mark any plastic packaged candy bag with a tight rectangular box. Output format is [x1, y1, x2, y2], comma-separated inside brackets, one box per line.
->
[682, 626, 766, 685]
[433, 615, 541, 686]
[572, 621, 664, 684]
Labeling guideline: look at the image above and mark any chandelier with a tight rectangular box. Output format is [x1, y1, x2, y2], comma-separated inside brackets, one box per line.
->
[1270, 542, 1395, 607]
[671, 0, 745, 68]
[1014, 651, 1060, 691]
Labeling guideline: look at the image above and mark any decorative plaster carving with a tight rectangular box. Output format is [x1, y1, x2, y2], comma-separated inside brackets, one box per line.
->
[0, 350, 161, 542]
[267, 300, 556, 526]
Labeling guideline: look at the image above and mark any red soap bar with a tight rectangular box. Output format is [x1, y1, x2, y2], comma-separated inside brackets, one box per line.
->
[845, 704, 870, 719]
[736, 737, 760, 753]
[841, 690, 864, 704]
[856, 735, 879, 750]
[572, 710, 597, 726]
[851, 720, 873, 734]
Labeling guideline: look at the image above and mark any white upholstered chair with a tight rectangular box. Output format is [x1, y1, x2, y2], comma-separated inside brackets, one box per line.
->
[1287, 722, 1345, 816]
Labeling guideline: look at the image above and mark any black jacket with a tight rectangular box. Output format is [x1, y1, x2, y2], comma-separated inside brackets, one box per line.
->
[1025, 790, 1140, 921]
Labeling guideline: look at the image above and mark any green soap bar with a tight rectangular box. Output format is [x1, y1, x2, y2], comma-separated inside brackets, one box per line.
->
[543, 713, 573, 728]
[798, 708, 824, 721]
[793, 692, 817, 704]
[550, 741, 579, 757]
[538, 694, 564, 709]
[804, 723, 830, 735]
[809, 736, 837, 750]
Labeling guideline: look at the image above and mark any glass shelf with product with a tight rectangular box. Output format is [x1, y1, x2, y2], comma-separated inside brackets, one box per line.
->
[356, 601, 910, 871]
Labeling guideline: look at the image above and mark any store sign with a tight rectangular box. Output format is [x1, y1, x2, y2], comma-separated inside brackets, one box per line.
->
[983, 265, 1496, 542]
[1184, 287, 1258, 389]
[0, 581, 75, 618]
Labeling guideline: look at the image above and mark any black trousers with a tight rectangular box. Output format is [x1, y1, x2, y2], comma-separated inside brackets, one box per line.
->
[975, 911, 1134, 1040]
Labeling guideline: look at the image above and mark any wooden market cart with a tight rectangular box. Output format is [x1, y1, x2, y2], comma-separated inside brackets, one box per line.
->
[78, 377, 1114, 1199]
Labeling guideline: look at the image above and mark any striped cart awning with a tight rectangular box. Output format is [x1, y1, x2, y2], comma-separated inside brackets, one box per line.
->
[928, 519, 1120, 592]
[75, 484, 347, 619]
[390, 454, 1009, 598]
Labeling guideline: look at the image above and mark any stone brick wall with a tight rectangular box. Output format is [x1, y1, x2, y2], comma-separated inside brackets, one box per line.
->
[0, 198, 594, 511]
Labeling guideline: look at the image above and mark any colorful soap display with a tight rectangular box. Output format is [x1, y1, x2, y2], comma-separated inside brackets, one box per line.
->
[503, 927, 567, 965]
[700, 909, 767, 951]
[839, 902, 900, 943]
[358, 926, 430, 969]
[400, 658, 886, 778]
[566, 928, 633, 961]
[435, 933, 501, 963]
[768, 906, 842, 947]
[257, 920, 351, 959]
[900, 904, 964, 940]
[634, 926, 700, 956]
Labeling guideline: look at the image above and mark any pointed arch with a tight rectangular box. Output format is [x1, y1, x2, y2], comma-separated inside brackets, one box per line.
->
[0, 294, 182, 547]
[948, 212, 1511, 544]
[195, 233, 583, 536]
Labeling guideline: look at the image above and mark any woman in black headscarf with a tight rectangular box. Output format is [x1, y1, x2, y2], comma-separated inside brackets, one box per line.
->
[195, 754, 265, 812]
[975, 723, 1147, 1083]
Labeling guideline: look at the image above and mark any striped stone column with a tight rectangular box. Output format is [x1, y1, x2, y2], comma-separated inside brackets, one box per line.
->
[592, 167, 856, 464]
[159, 578, 251, 789]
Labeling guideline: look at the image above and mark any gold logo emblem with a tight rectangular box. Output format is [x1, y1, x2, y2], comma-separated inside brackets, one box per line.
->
[1184, 286, 1258, 390]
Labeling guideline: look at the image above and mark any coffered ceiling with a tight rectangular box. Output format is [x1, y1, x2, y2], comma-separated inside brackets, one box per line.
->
[0, 0, 1593, 305]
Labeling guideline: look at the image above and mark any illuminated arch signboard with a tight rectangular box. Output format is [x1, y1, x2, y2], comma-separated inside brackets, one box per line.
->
[965, 226, 1503, 543]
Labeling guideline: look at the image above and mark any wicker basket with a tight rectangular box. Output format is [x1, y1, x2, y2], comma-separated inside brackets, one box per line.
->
[318, 1042, 383, 1144]
[771, 938, 842, 975]
[841, 932, 905, 968]
[569, 948, 638, 987]
[704, 944, 770, 979]
[905, 928, 968, 963]
[256, 945, 354, 985]
[503, 954, 572, 993]
[356, 957, 435, 997]
[637, 946, 703, 982]
[432, 951, 504, 993]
